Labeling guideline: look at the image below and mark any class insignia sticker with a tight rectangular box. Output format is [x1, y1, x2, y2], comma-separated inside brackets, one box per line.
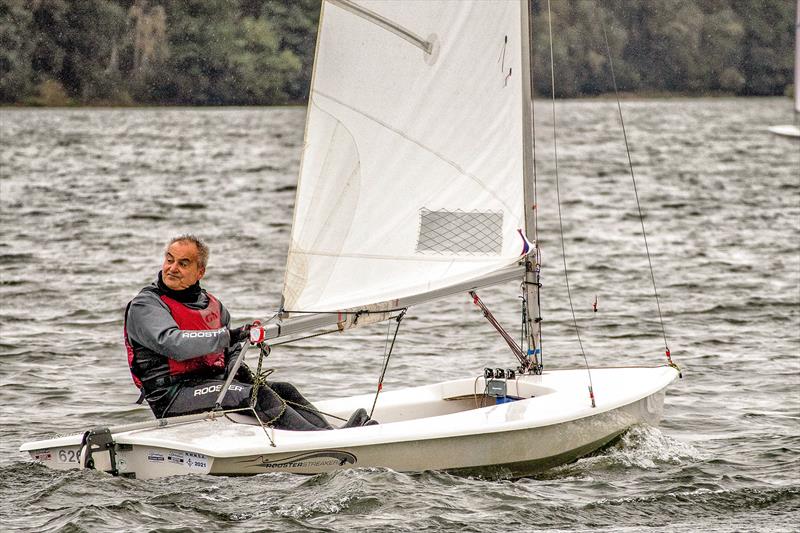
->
[32, 450, 52, 462]
[167, 451, 185, 465]
[147, 451, 165, 463]
[185, 451, 208, 470]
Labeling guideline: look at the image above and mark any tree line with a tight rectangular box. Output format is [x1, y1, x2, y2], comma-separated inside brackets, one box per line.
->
[0, 0, 795, 106]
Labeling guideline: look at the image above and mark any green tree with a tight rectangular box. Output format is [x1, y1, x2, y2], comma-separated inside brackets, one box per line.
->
[227, 16, 301, 104]
[128, 1, 168, 76]
[141, 0, 302, 105]
[29, 0, 69, 90]
[261, 0, 320, 101]
[531, 0, 639, 97]
[732, 0, 796, 95]
[0, 0, 35, 102]
[700, 6, 746, 92]
[141, 0, 240, 104]
[1, 0, 796, 105]
[27, 0, 128, 102]
[124, 0, 169, 102]
[608, 0, 706, 92]
[61, 0, 128, 101]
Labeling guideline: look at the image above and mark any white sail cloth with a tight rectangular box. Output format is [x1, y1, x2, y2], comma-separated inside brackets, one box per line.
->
[282, 0, 528, 313]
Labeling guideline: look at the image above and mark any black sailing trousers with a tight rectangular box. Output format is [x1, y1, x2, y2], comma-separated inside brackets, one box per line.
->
[148, 380, 333, 431]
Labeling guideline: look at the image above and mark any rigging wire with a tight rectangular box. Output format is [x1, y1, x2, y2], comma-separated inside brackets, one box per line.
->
[370, 309, 406, 419]
[599, 15, 672, 363]
[546, 0, 596, 407]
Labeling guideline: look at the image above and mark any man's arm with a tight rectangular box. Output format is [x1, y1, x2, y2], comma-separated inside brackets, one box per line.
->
[126, 291, 232, 361]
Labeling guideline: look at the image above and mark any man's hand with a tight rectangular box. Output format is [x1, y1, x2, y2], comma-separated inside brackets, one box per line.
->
[228, 323, 252, 346]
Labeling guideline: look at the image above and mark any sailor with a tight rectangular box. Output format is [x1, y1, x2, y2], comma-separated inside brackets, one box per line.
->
[124, 234, 373, 430]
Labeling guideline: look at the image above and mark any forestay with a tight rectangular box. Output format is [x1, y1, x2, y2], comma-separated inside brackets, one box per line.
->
[282, 0, 530, 316]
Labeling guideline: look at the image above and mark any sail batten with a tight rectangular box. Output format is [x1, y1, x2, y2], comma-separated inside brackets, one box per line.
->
[282, 0, 528, 315]
[328, 0, 433, 54]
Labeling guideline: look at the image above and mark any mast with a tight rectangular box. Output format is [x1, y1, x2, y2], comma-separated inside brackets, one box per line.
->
[520, 0, 543, 373]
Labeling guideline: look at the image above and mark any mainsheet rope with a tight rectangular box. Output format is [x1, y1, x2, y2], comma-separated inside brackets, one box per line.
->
[246, 340, 350, 430]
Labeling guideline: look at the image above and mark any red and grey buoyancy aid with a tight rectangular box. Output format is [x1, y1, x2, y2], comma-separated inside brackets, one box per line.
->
[125, 292, 227, 389]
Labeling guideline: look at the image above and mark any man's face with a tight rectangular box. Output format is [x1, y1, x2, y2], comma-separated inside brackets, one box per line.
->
[162, 241, 205, 290]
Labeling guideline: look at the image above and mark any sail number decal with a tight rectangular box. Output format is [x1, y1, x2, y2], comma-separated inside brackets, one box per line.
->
[57, 449, 80, 463]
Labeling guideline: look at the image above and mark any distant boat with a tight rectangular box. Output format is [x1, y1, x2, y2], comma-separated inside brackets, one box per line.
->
[769, 0, 800, 138]
[20, 0, 680, 480]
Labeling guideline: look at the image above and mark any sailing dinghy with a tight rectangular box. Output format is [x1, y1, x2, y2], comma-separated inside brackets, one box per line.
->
[768, 0, 800, 138]
[20, 0, 680, 480]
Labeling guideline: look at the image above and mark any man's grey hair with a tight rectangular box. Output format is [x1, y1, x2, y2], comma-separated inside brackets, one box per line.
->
[166, 234, 210, 268]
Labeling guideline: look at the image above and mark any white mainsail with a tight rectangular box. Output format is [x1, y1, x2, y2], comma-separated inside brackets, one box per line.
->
[282, 0, 529, 316]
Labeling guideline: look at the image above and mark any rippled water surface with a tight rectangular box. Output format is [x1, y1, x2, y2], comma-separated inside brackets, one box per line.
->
[1, 99, 798, 532]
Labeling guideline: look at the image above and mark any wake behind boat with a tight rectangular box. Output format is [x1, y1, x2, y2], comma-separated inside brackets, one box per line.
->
[21, 0, 680, 480]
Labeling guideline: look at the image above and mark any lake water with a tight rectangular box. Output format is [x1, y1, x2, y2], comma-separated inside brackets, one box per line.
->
[0, 99, 798, 532]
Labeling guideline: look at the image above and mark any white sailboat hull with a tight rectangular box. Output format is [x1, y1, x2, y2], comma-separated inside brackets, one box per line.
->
[767, 124, 800, 138]
[20, 366, 679, 480]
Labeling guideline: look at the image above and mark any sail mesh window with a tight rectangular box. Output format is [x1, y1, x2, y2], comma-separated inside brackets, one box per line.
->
[416, 208, 503, 255]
